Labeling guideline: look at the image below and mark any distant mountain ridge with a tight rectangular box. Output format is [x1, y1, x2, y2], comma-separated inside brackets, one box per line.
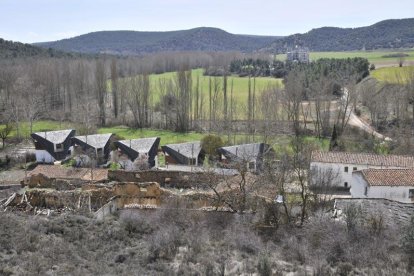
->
[34, 27, 280, 55]
[10, 18, 414, 56]
[264, 18, 414, 52]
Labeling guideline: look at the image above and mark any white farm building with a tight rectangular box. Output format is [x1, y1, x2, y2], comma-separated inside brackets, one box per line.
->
[310, 151, 414, 189]
[351, 169, 414, 203]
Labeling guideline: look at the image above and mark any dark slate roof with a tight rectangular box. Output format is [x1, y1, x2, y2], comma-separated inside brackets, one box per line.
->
[118, 137, 159, 154]
[32, 129, 74, 144]
[73, 133, 113, 149]
[163, 141, 202, 159]
[219, 143, 267, 161]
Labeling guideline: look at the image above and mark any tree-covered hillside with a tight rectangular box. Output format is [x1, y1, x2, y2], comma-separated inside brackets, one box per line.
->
[34, 27, 280, 55]
[263, 18, 414, 52]
[0, 38, 76, 58]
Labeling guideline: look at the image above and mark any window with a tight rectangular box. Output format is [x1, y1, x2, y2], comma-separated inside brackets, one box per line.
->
[97, 148, 103, 156]
[353, 167, 357, 171]
[409, 189, 414, 199]
[364, 187, 368, 196]
[55, 143, 64, 152]
[344, 182, 348, 188]
[344, 166, 348, 173]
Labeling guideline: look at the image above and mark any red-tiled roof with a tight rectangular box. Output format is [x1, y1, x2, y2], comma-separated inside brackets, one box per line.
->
[28, 165, 108, 182]
[357, 169, 414, 187]
[311, 151, 414, 168]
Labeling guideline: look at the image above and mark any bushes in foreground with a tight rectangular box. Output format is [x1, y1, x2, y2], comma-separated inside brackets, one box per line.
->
[0, 209, 411, 275]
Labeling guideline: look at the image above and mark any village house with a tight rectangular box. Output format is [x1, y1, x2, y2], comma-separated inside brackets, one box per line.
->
[114, 137, 160, 170]
[71, 133, 114, 166]
[310, 151, 414, 189]
[218, 143, 273, 173]
[31, 129, 76, 163]
[351, 169, 414, 203]
[162, 141, 204, 166]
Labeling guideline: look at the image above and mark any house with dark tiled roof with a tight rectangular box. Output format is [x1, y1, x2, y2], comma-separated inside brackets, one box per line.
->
[218, 143, 274, 173]
[310, 151, 414, 189]
[71, 133, 114, 165]
[351, 169, 414, 203]
[114, 137, 160, 170]
[31, 129, 76, 163]
[161, 141, 204, 166]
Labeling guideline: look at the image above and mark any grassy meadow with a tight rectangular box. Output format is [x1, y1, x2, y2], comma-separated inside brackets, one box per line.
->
[370, 65, 414, 83]
[276, 49, 414, 67]
[118, 69, 282, 119]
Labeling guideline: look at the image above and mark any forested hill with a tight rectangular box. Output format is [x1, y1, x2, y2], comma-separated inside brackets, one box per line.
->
[0, 38, 78, 58]
[34, 27, 280, 55]
[262, 18, 414, 52]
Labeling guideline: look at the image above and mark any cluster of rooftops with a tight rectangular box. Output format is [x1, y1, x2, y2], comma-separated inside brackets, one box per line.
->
[29, 129, 414, 202]
[30, 129, 271, 170]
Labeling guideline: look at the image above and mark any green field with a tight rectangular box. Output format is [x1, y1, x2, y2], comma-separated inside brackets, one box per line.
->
[120, 69, 282, 119]
[370, 65, 414, 83]
[276, 50, 414, 66]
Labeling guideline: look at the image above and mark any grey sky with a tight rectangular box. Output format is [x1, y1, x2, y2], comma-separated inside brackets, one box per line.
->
[1, 0, 413, 43]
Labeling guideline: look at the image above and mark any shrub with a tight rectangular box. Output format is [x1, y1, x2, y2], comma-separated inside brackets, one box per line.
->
[201, 134, 224, 160]
[257, 254, 272, 276]
[402, 216, 414, 270]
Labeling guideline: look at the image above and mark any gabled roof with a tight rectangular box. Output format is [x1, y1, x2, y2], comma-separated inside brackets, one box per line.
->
[219, 143, 267, 161]
[356, 169, 414, 187]
[117, 137, 159, 154]
[73, 133, 113, 149]
[311, 151, 414, 168]
[32, 129, 75, 144]
[163, 141, 202, 159]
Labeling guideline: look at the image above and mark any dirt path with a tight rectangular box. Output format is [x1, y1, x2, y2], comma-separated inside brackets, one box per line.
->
[342, 88, 391, 141]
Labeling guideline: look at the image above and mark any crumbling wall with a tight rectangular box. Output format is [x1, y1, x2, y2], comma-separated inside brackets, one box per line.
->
[25, 173, 87, 190]
[114, 182, 161, 208]
[334, 198, 414, 227]
[109, 170, 220, 189]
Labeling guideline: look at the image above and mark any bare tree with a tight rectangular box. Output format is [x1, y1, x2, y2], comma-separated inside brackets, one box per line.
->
[111, 58, 119, 118]
[95, 59, 107, 126]
[283, 70, 306, 136]
[309, 76, 334, 138]
[175, 69, 192, 132]
[128, 74, 150, 128]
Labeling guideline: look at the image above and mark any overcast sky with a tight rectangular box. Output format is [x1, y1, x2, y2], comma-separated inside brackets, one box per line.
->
[1, 0, 413, 43]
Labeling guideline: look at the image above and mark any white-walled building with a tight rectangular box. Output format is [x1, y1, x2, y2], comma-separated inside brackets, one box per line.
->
[351, 169, 414, 203]
[310, 151, 414, 188]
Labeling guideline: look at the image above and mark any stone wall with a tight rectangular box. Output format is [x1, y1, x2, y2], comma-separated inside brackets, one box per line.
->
[108, 170, 219, 189]
[334, 198, 414, 227]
